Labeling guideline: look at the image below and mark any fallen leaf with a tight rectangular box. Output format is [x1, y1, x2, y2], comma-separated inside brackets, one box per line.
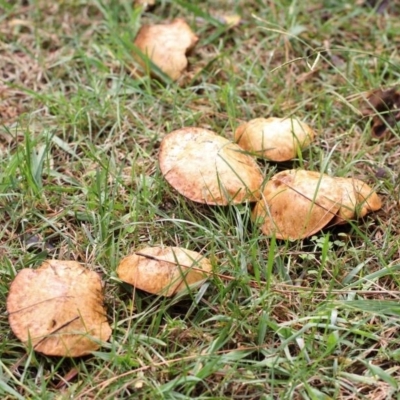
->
[117, 247, 212, 297]
[361, 87, 400, 138]
[7, 260, 112, 357]
[133, 18, 198, 81]
[55, 367, 80, 389]
[361, 0, 390, 14]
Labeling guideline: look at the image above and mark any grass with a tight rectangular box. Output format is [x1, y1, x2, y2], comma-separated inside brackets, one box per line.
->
[1, 0, 400, 398]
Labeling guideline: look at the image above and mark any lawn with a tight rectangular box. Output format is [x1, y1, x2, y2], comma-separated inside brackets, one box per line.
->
[1, 0, 400, 399]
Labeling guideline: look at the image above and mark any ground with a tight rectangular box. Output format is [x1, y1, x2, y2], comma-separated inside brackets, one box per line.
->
[1, 1, 400, 399]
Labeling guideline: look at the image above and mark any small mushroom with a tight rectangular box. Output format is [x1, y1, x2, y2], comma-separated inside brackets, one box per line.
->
[6, 260, 112, 357]
[117, 247, 212, 297]
[333, 177, 382, 224]
[159, 127, 263, 205]
[134, 0, 155, 9]
[253, 170, 342, 240]
[234, 117, 315, 161]
[133, 18, 198, 81]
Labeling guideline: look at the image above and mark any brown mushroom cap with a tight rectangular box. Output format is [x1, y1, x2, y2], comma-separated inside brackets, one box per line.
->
[117, 247, 212, 297]
[159, 127, 263, 205]
[134, 18, 198, 81]
[6, 260, 111, 357]
[234, 117, 315, 162]
[333, 177, 382, 224]
[252, 170, 342, 240]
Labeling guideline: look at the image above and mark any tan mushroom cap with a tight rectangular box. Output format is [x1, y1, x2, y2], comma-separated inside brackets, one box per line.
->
[234, 117, 315, 162]
[333, 177, 382, 224]
[6, 260, 111, 357]
[134, 18, 198, 81]
[253, 170, 342, 240]
[159, 127, 263, 205]
[117, 247, 212, 297]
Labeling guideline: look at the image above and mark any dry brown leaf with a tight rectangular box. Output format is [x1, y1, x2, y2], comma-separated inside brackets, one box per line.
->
[234, 117, 315, 162]
[361, 87, 400, 138]
[7, 260, 111, 357]
[159, 127, 263, 205]
[55, 367, 80, 389]
[117, 247, 212, 297]
[361, 0, 390, 14]
[253, 170, 342, 240]
[133, 18, 198, 81]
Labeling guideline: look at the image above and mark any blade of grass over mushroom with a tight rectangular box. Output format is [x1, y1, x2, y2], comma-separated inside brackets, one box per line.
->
[253, 170, 342, 240]
[117, 247, 213, 297]
[131, 45, 174, 84]
[234, 117, 315, 162]
[215, 146, 263, 203]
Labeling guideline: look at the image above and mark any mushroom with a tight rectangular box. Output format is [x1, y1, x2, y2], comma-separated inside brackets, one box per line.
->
[159, 127, 263, 205]
[134, 0, 155, 9]
[6, 260, 112, 357]
[234, 117, 315, 161]
[253, 170, 342, 240]
[133, 18, 198, 81]
[333, 177, 382, 224]
[117, 247, 212, 297]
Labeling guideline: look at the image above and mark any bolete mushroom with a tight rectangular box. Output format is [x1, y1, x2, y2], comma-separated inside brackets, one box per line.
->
[6, 260, 112, 357]
[133, 18, 198, 81]
[234, 117, 315, 162]
[253, 170, 342, 240]
[159, 127, 263, 205]
[117, 247, 212, 297]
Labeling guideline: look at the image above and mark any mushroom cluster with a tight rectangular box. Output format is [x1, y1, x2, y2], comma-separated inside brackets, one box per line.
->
[158, 120, 382, 241]
[4, 14, 384, 363]
[6, 115, 382, 358]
